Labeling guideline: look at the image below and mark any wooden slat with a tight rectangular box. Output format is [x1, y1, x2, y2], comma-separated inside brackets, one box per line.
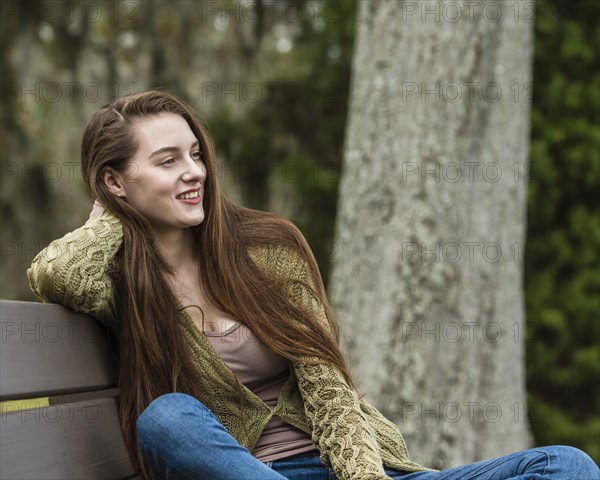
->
[0, 300, 117, 400]
[0, 397, 49, 414]
[49, 387, 121, 406]
[0, 388, 122, 414]
[0, 397, 137, 479]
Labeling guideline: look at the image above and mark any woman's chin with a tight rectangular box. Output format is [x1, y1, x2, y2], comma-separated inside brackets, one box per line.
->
[184, 214, 205, 228]
[147, 213, 205, 233]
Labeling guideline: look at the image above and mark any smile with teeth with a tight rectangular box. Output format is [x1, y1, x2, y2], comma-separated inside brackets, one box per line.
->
[176, 190, 200, 200]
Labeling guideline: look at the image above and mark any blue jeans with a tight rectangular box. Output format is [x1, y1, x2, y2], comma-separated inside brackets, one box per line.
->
[136, 393, 600, 480]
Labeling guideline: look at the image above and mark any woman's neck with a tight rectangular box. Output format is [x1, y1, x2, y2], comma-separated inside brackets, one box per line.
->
[152, 228, 198, 272]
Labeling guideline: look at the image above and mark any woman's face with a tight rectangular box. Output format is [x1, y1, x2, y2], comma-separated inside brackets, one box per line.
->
[117, 113, 207, 233]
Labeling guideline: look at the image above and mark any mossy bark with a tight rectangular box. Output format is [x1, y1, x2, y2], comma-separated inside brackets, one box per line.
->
[331, 0, 535, 468]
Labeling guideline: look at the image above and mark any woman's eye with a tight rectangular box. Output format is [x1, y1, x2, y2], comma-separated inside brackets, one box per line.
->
[192, 150, 203, 160]
[161, 158, 176, 165]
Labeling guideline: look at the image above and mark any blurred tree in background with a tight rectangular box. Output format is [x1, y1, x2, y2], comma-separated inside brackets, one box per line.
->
[525, 0, 599, 462]
[0, 0, 597, 463]
[331, 0, 535, 466]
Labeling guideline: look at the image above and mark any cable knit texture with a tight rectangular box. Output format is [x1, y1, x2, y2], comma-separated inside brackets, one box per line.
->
[27, 209, 434, 480]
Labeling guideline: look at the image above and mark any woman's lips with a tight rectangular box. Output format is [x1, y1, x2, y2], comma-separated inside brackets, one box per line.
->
[176, 188, 202, 204]
[177, 195, 202, 205]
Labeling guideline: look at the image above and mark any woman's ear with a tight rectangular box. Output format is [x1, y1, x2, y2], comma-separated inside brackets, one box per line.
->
[102, 167, 126, 198]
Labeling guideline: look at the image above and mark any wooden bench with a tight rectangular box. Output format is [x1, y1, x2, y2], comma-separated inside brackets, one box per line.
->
[0, 300, 139, 479]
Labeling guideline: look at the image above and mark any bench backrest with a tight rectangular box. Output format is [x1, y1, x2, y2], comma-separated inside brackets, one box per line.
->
[0, 300, 139, 479]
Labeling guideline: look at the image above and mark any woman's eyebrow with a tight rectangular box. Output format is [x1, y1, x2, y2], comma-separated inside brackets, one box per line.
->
[149, 141, 200, 158]
[149, 146, 179, 158]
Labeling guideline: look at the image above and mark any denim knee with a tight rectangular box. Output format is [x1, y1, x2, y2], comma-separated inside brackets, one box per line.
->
[136, 393, 213, 446]
[545, 445, 599, 478]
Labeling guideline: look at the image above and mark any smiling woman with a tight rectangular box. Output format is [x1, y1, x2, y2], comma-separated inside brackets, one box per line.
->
[25, 91, 599, 480]
[28, 90, 435, 480]
[102, 113, 207, 234]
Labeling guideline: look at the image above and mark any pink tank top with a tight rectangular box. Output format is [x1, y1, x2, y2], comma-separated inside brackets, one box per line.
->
[205, 322, 319, 462]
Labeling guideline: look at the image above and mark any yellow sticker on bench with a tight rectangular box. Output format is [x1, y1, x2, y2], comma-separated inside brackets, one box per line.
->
[0, 397, 50, 414]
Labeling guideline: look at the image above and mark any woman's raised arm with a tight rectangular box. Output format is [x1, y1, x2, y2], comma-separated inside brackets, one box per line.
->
[27, 205, 124, 333]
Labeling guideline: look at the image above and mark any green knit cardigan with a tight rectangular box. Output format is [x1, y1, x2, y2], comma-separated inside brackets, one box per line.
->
[27, 209, 434, 480]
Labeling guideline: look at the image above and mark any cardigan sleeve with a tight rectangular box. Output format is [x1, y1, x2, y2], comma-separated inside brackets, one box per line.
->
[272, 244, 392, 480]
[27, 209, 123, 334]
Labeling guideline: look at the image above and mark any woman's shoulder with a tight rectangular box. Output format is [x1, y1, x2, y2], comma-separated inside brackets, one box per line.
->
[238, 207, 315, 282]
[245, 242, 315, 290]
[246, 242, 302, 273]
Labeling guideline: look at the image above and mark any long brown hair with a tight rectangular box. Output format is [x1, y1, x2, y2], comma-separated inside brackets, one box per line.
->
[80, 90, 358, 479]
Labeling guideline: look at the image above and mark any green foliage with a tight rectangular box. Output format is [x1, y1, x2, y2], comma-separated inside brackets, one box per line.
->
[525, 0, 600, 463]
[209, 0, 357, 281]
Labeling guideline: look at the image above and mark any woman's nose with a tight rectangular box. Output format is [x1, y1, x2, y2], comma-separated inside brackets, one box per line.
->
[182, 156, 206, 181]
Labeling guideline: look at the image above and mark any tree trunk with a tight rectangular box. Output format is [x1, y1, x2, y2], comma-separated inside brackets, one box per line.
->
[330, 0, 535, 469]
